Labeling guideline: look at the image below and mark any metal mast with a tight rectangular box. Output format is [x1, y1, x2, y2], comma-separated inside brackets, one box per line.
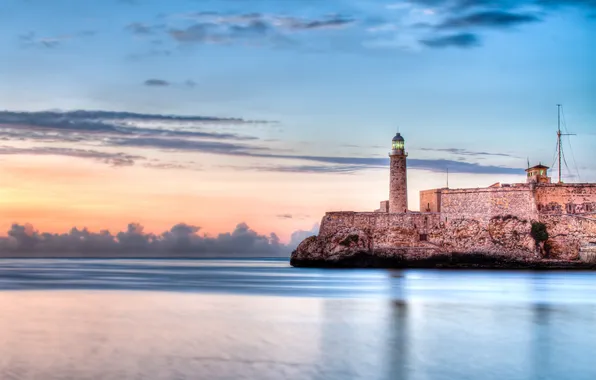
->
[556, 104, 576, 184]
[557, 104, 562, 183]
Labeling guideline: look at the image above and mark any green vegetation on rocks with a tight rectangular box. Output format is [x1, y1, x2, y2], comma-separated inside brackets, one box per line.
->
[531, 222, 549, 244]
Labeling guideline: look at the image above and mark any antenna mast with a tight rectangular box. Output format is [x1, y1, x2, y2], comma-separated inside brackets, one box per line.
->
[555, 104, 576, 184]
[446, 167, 449, 188]
[557, 104, 562, 184]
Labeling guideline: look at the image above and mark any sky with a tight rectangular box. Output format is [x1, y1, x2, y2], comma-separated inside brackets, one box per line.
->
[0, 0, 595, 255]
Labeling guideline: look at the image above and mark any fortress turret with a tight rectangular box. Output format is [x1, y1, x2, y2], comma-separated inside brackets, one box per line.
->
[526, 164, 551, 184]
[389, 132, 408, 213]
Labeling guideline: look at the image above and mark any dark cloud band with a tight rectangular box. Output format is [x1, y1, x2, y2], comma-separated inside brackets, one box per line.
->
[0, 222, 319, 257]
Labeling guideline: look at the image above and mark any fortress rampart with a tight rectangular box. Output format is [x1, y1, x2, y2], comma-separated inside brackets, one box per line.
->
[439, 185, 538, 223]
[422, 183, 596, 219]
[295, 183, 596, 266]
[535, 184, 596, 214]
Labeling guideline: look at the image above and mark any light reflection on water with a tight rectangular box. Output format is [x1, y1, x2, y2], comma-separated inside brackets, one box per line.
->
[0, 258, 595, 380]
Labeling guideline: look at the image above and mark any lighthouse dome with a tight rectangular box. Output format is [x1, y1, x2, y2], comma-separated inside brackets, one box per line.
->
[392, 133, 404, 142]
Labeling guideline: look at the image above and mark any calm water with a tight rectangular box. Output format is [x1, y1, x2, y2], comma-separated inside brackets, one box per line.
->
[1, 259, 595, 380]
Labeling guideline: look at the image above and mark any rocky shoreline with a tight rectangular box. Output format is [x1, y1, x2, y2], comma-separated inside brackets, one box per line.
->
[290, 250, 596, 270]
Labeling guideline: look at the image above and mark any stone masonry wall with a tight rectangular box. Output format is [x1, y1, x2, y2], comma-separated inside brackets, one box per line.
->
[440, 185, 538, 223]
[389, 154, 408, 213]
[306, 184, 596, 263]
[420, 189, 442, 213]
[535, 184, 596, 215]
[319, 211, 537, 258]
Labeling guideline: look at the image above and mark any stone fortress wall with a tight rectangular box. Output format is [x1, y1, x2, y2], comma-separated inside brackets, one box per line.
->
[317, 184, 596, 260]
[320, 211, 442, 248]
[421, 183, 596, 220]
[439, 185, 538, 223]
[534, 184, 596, 214]
[419, 189, 442, 213]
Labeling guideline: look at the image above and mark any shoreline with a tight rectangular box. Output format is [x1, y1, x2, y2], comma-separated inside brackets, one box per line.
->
[290, 251, 596, 270]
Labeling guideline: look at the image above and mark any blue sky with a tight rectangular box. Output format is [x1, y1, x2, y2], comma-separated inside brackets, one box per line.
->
[0, 0, 595, 243]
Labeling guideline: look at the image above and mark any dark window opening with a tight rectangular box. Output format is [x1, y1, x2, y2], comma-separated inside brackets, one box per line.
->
[419, 234, 428, 242]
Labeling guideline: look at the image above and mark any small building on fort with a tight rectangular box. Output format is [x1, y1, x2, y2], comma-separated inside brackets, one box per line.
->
[291, 132, 596, 267]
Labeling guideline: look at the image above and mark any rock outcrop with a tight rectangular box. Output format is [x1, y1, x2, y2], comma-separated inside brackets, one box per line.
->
[290, 212, 596, 269]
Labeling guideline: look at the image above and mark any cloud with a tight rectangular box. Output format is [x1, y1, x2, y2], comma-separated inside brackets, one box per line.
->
[18, 30, 96, 48]
[419, 148, 519, 158]
[406, 0, 596, 11]
[437, 11, 541, 29]
[409, 158, 523, 174]
[288, 223, 320, 249]
[110, 136, 268, 155]
[248, 164, 379, 174]
[164, 12, 357, 46]
[0, 109, 273, 169]
[143, 79, 198, 88]
[168, 20, 271, 45]
[0, 146, 143, 167]
[0, 109, 525, 175]
[142, 162, 195, 170]
[121, 2, 592, 52]
[0, 222, 306, 257]
[381, 0, 594, 50]
[231, 154, 524, 175]
[420, 32, 480, 48]
[274, 15, 356, 30]
[144, 79, 170, 86]
[125, 22, 164, 35]
[127, 49, 172, 60]
[0, 110, 268, 143]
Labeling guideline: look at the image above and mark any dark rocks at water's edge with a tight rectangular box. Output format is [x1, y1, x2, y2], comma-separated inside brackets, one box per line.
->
[290, 233, 596, 270]
[290, 250, 596, 270]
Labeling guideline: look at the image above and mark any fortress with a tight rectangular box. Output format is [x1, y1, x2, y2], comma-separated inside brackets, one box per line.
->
[291, 133, 596, 268]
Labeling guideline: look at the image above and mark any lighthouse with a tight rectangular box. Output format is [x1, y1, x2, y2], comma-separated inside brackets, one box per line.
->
[389, 132, 408, 213]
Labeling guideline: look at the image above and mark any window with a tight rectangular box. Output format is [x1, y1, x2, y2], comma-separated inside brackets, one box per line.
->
[392, 141, 404, 151]
[419, 234, 428, 241]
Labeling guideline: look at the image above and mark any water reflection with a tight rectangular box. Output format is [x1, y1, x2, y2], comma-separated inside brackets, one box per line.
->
[0, 260, 595, 379]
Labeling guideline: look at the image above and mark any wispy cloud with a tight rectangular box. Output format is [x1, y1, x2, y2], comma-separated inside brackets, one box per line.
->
[144, 78, 170, 86]
[0, 110, 269, 141]
[419, 148, 519, 158]
[406, 0, 596, 12]
[133, 12, 359, 47]
[119, 1, 594, 52]
[0, 110, 525, 175]
[377, 0, 594, 49]
[437, 11, 541, 29]
[420, 32, 480, 48]
[229, 154, 523, 175]
[248, 164, 376, 174]
[273, 15, 356, 30]
[125, 22, 164, 35]
[0, 146, 143, 167]
[18, 30, 96, 48]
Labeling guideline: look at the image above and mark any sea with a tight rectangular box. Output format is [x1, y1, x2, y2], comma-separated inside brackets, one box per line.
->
[1, 258, 595, 380]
